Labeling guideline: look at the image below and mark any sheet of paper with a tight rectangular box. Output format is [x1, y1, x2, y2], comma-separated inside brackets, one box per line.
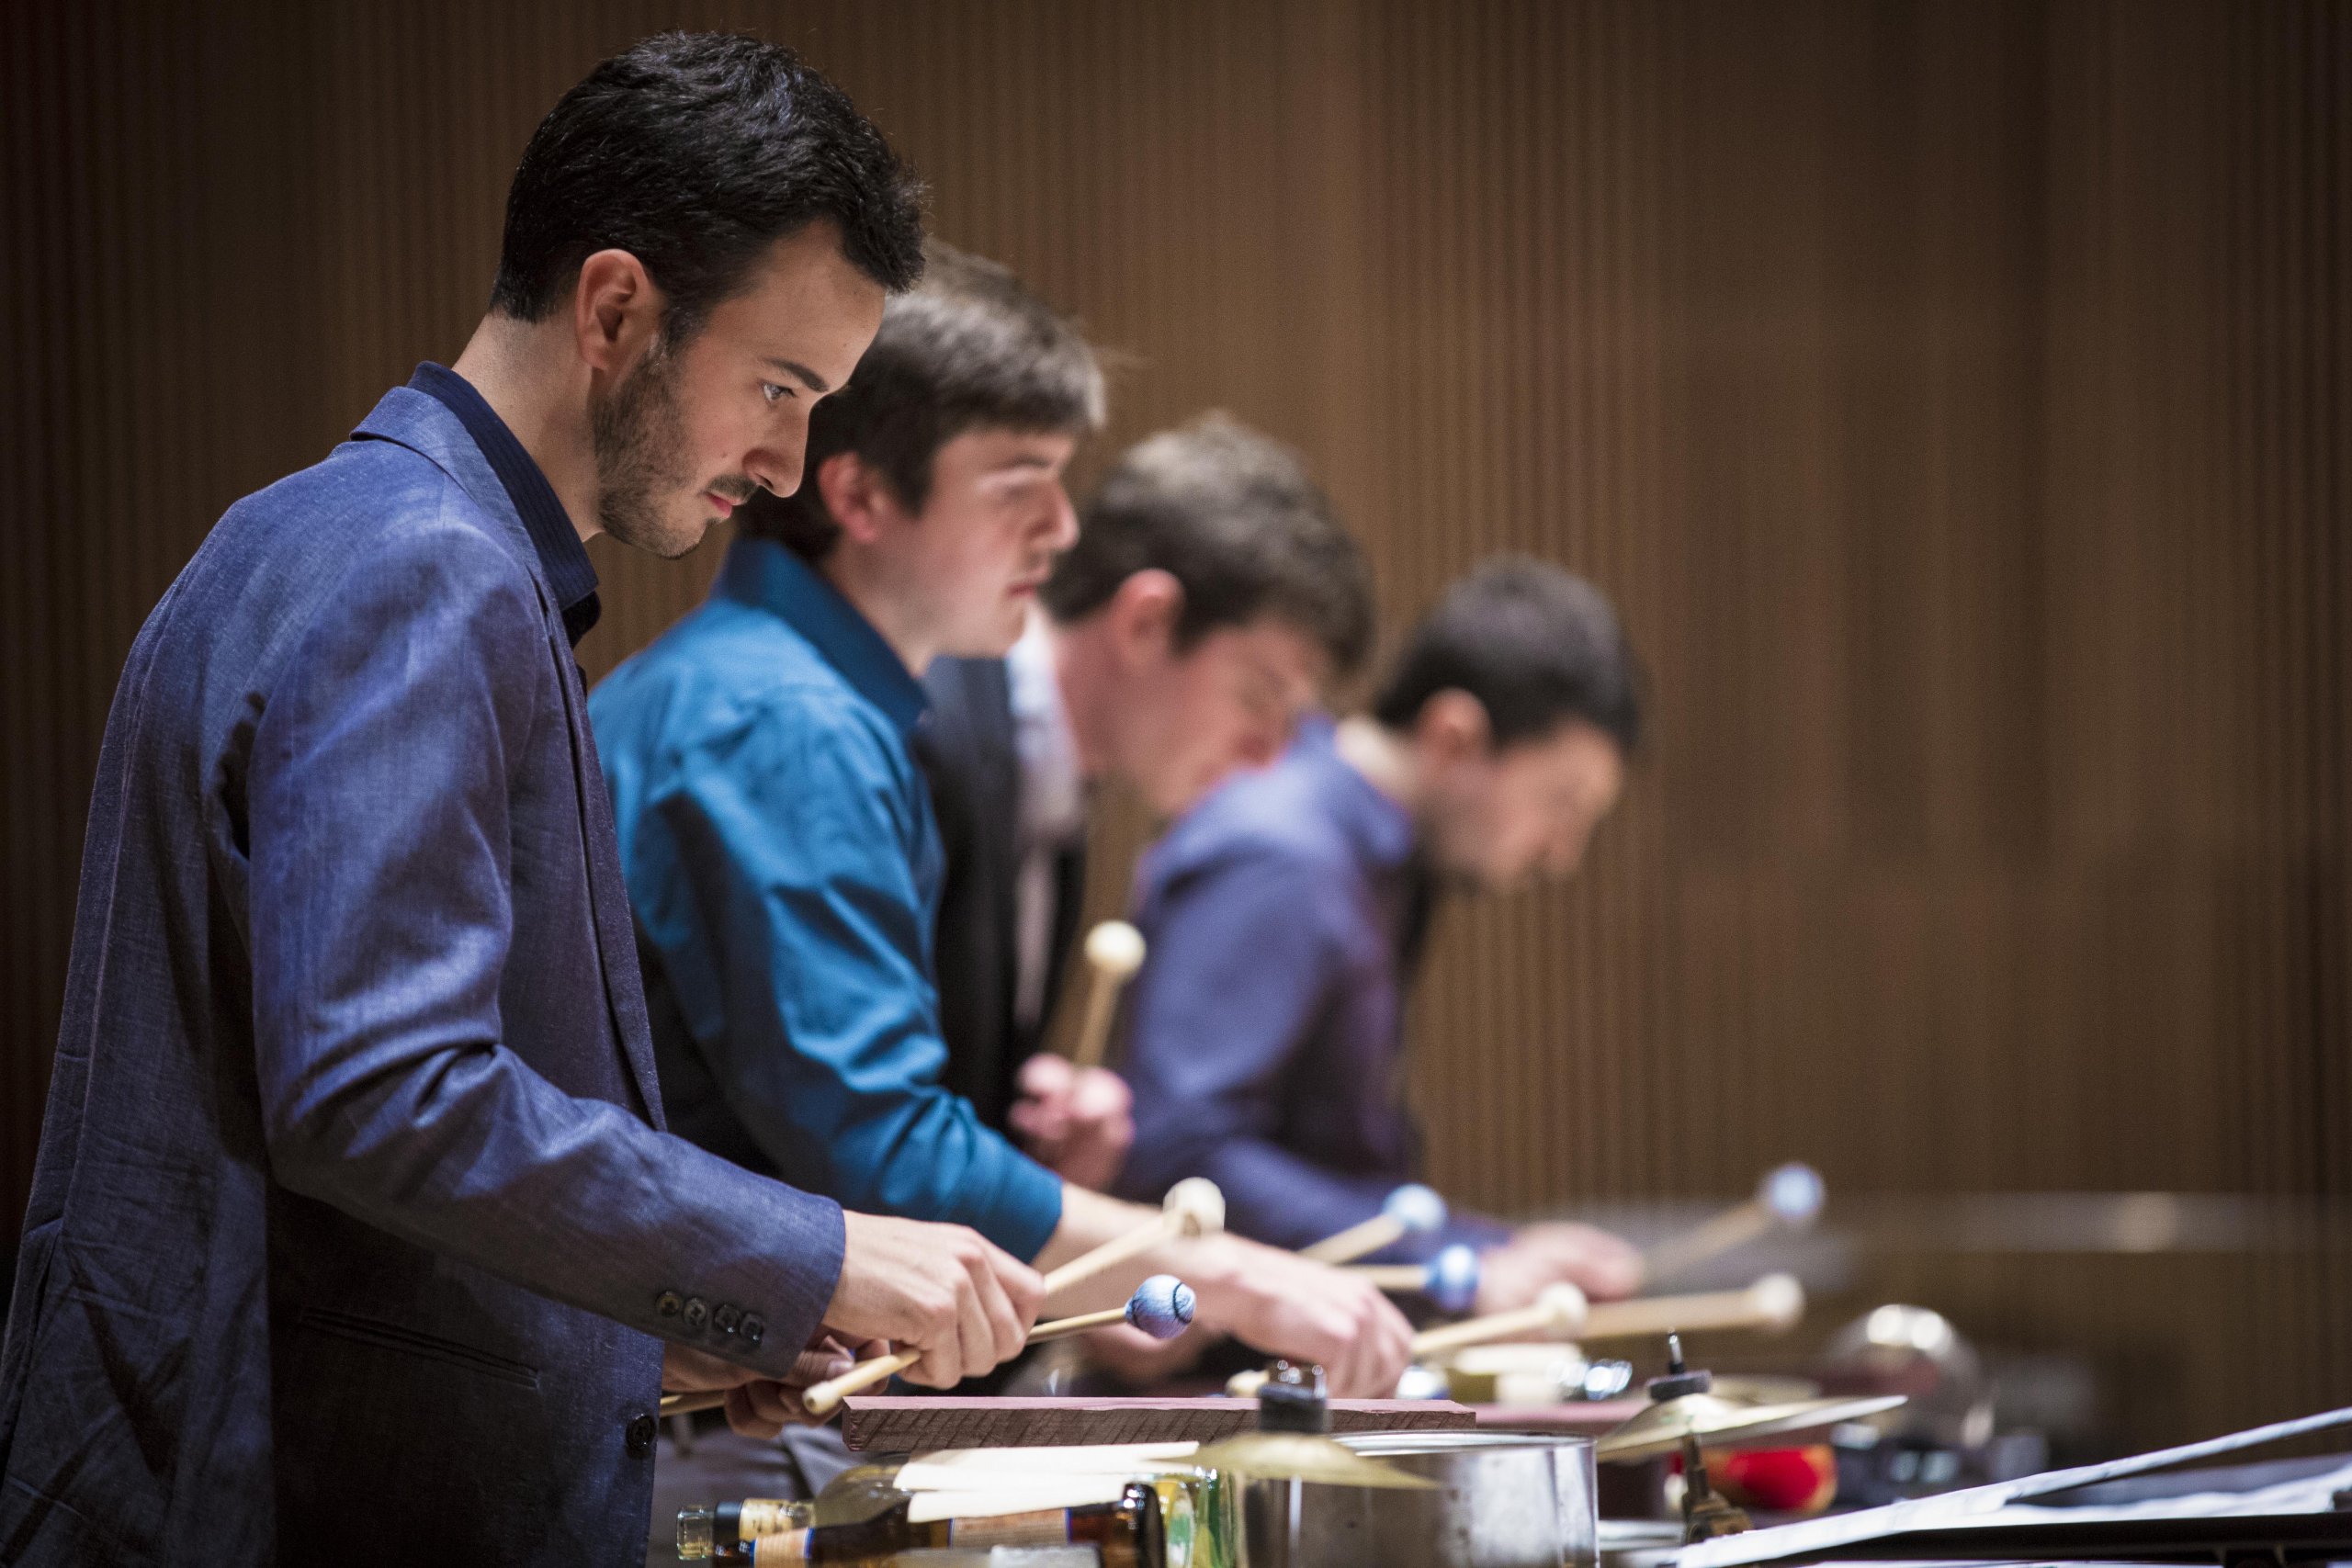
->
[1679, 1405, 2352, 1568]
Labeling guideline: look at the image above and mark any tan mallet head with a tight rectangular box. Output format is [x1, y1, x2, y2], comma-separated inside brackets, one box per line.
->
[1533, 1282, 1589, 1335]
[1164, 1176, 1226, 1238]
[1085, 920, 1148, 980]
[1071, 920, 1148, 1071]
[1746, 1270, 1806, 1332]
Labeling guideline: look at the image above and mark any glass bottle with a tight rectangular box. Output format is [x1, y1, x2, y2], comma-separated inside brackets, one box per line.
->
[676, 1498, 816, 1561]
[745, 1479, 1164, 1566]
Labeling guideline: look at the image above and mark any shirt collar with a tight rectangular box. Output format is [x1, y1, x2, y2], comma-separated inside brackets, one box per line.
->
[1298, 713, 1419, 871]
[406, 362, 602, 646]
[717, 536, 929, 733]
[1005, 614, 1088, 850]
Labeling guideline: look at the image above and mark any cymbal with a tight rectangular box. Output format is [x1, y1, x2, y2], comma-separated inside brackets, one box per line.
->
[1596, 1393, 1905, 1463]
[1188, 1432, 1439, 1489]
[1709, 1374, 1822, 1404]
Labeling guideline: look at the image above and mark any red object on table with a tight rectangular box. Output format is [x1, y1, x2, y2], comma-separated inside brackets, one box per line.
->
[1713, 1445, 1838, 1513]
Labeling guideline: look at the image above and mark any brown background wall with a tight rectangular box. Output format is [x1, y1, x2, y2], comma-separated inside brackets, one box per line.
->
[4, 0, 2346, 1452]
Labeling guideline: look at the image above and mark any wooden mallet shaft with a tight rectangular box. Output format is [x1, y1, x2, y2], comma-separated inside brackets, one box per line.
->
[1409, 1283, 1589, 1358]
[1644, 1163, 1824, 1284]
[1069, 921, 1146, 1072]
[794, 1275, 1193, 1418]
[1299, 1184, 1447, 1264]
[1225, 1283, 1589, 1399]
[1349, 1265, 1428, 1290]
[1040, 1177, 1224, 1298]
[1579, 1272, 1804, 1342]
[665, 1278, 1200, 1418]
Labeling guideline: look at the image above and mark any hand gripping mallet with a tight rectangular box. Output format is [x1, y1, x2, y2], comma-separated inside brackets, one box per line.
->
[662, 1276, 1198, 1419]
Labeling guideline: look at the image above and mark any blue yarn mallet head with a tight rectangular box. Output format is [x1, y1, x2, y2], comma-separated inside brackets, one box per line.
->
[1126, 1274, 1196, 1340]
[1760, 1162, 1826, 1227]
[1425, 1244, 1481, 1314]
[1383, 1183, 1448, 1235]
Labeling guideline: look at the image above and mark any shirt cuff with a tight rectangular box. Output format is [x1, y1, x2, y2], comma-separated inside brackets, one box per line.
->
[982, 1153, 1067, 1264]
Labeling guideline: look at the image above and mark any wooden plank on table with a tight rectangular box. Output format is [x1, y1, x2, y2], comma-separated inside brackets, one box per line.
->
[840, 1397, 1477, 1451]
[1472, 1398, 1643, 1436]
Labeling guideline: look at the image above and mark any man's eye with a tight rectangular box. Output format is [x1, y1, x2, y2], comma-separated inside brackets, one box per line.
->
[761, 382, 794, 404]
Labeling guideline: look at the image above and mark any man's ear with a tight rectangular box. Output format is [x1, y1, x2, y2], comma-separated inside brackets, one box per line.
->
[571, 249, 664, 379]
[1415, 689, 1494, 766]
[815, 451, 899, 546]
[1106, 569, 1185, 666]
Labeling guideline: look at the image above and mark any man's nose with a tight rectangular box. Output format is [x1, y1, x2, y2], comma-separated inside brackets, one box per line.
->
[1042, 485, 1079, 550]
[748, 434, 807, 500]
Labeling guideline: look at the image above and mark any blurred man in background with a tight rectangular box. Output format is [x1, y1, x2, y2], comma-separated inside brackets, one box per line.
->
[1115, 559, 1650, 1312]
[591, 250, 1414, 1450]
[918, 413, 1376, 1191]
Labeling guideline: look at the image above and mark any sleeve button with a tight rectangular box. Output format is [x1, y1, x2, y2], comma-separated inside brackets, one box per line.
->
[655, 1290, 684, 1318]
[713, 1303, 743, 1336]
[741, 1314, 765, 1348]
[683, 1297, 708, 1332]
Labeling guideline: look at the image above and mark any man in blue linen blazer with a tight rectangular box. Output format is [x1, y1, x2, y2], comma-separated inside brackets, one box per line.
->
[0, 386, 841, 1563]
[0, 34, 1039, 1568]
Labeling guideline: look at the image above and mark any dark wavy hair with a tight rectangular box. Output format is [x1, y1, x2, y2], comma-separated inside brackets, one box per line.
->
[489, 32, 926, 338]
[1372, 559, 1643, 753]
[1041, 413, 1374, 678]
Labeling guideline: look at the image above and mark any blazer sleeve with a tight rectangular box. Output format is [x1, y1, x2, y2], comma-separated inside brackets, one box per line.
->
[247, 522, 842, 1375]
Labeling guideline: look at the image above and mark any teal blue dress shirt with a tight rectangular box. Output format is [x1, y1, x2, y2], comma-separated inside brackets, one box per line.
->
[590, 537, 1065, 1259]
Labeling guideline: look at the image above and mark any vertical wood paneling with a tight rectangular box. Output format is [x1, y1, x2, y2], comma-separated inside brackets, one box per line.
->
[2, 0, 2344, 1451]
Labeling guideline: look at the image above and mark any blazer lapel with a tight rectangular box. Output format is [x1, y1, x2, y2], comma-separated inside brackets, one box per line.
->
[351, 389, 666, 1125]
[550, 644, 668, 1127]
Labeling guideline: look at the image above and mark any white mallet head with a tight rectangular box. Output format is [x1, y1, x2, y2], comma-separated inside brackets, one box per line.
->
[1537, 1282, 1589, 1336]
[1759, 1162, 1826, 1227]
[1382, 1183, 1448, 1235]
[1164, 1177, 1226, 1237]
[1747, 1270, 1806, 1332]
[1085, 920, 1148, 979]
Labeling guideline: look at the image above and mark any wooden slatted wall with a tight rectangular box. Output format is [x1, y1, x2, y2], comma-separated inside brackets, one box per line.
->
[3, 0, 2344, 1449]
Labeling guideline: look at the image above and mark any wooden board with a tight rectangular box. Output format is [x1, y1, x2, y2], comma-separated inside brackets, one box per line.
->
[1473, 1398, 1645, 1436]
[840, 1396, 1477, 1451]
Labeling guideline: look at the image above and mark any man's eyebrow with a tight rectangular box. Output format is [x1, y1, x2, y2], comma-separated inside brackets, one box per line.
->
[764, 357, 831, 395]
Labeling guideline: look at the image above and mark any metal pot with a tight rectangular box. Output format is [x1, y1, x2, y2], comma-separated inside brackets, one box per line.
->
[1240, 1431, 1598, 1568]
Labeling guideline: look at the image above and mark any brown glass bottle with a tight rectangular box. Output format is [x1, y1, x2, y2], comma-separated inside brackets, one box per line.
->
[748, 1480, 1164, 1566]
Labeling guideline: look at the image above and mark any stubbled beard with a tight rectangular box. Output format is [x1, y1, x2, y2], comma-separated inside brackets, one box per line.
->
[590, 339, 699, 559]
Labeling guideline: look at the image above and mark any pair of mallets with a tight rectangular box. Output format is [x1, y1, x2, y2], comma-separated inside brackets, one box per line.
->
[1337, 1161, 1826, 1310]
[660, 1177, 1226, 1419]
